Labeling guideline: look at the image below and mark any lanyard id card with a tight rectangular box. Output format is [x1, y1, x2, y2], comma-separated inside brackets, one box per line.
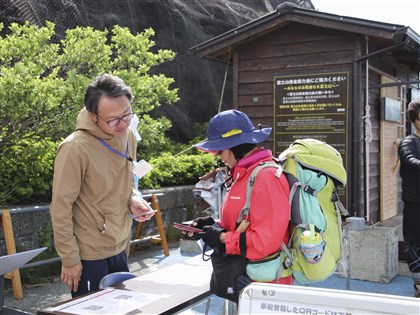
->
[132, 159, 153, 179]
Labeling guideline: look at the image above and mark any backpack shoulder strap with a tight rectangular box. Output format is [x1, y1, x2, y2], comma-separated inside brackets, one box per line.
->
[332, 188, 349, 216]
[236, 161, 283, 225]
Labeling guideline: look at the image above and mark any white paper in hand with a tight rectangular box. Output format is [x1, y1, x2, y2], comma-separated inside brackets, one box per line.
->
[132, 159, 153, 178]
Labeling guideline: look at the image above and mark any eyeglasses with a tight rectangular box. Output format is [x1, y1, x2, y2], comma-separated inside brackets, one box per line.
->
[96, 112, 135, 128]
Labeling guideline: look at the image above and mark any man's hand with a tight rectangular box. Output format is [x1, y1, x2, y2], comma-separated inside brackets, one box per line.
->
[61, 262, 83, 292]
[130, 195, 156, 222]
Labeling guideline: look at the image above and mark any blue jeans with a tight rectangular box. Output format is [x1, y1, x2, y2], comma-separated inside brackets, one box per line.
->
[71, 251, 129, 297]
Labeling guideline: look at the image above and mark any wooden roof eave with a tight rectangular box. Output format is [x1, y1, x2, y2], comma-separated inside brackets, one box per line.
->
[190, 4, 420, 64]
[287, 15, 405, 41]
[192, 16, 293, 62]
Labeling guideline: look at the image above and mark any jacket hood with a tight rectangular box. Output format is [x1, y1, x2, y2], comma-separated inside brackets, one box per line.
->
[75, 108, 127, 141]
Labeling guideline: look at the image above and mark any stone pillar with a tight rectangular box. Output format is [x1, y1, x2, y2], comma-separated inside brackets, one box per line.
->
[347, 226, 399, 283]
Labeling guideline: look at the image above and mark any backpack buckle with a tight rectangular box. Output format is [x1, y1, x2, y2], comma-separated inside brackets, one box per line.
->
[303, 185, 316, 196]
[283, 256, 292, 268]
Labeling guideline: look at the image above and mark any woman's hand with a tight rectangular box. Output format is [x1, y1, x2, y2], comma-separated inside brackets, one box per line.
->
[199, 225, 226, 248]
[191, 216, 215, 229]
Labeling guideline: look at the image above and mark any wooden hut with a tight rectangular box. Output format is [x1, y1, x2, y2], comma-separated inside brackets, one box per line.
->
[191, 2, 420, 225]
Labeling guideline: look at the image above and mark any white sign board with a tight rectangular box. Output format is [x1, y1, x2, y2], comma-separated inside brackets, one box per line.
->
[238, 283, 419, 315]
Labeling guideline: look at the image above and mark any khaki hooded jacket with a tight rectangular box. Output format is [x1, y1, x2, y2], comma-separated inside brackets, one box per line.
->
[50, 108, 137, 267]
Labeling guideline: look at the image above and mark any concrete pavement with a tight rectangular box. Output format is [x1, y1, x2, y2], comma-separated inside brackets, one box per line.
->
[3, 244, 187, 314]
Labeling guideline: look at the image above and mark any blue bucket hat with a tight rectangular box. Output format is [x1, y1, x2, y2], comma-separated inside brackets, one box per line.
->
[193, 110, 272, 152]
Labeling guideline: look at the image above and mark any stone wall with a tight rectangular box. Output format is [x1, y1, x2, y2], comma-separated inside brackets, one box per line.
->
[0, 185, 206, 254]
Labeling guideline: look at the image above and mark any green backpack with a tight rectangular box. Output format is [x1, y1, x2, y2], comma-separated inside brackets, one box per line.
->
[237, 138, 348, 284]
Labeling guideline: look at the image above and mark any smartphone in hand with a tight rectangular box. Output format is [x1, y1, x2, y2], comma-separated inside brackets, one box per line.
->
[173, 222, 203, 233]
[130, 210, 157, 219]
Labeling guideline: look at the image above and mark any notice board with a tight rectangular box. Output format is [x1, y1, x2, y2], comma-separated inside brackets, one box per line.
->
[273, 71, 349, 207]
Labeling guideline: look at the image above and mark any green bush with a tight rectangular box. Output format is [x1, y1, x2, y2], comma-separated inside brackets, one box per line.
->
[0, 22, 218, 205]
[136, 114, 176, 162]
[0, 137, 57, 204]
[140, 152, 219, 189]
[0, 22, 179, 205]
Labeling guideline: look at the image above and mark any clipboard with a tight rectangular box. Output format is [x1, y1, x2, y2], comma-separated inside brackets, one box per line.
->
[0, 247, 47, 276]
[0, 247, 47, 314]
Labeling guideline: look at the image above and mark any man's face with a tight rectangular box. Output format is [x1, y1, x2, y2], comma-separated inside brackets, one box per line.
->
[89, 95, 133, 138]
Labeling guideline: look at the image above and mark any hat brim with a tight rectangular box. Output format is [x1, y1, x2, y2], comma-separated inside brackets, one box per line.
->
[193, 127, 272, 152]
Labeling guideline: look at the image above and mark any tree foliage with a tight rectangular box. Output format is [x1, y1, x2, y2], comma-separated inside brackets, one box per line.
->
[0, 21, 179, 205]
[141, 152, 219, 189]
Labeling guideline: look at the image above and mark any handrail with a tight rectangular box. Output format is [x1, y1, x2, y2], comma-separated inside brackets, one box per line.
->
[0, 205, 50, 215]
[0, 193, 164, 215]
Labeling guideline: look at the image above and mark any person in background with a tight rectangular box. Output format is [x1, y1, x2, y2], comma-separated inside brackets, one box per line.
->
[398, 99, 420, 298]
[50, 74, 155, 297]
[129, 113, 142, 190]
[190, 109, 292, 300]
[129, 113, 142, 142]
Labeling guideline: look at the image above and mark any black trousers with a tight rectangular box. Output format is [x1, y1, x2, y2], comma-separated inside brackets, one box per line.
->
[403, 202, 420, 244]
[71, 250, 129, 297]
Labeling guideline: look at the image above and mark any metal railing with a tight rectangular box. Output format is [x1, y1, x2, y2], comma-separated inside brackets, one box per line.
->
[1, 193, 164, 270]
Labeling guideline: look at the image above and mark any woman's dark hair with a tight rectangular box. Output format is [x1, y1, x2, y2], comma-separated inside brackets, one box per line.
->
[84, 73, 133, 114]
[407, 99, 420, 123]
[230, 143, 257, 161]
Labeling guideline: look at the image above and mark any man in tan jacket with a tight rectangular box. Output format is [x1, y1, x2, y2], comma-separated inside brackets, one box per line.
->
[50, 74, 155, 297]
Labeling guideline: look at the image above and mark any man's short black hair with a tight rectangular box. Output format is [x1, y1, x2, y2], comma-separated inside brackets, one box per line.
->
[407, 99, 420, 123]
[84, 73, 133, 114]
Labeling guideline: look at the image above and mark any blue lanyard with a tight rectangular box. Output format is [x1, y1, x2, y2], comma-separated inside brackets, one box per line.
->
[97, 137, 133, 162]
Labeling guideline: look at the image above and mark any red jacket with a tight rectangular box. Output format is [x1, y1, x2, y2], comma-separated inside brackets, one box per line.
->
[220, 148, 292, 284]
